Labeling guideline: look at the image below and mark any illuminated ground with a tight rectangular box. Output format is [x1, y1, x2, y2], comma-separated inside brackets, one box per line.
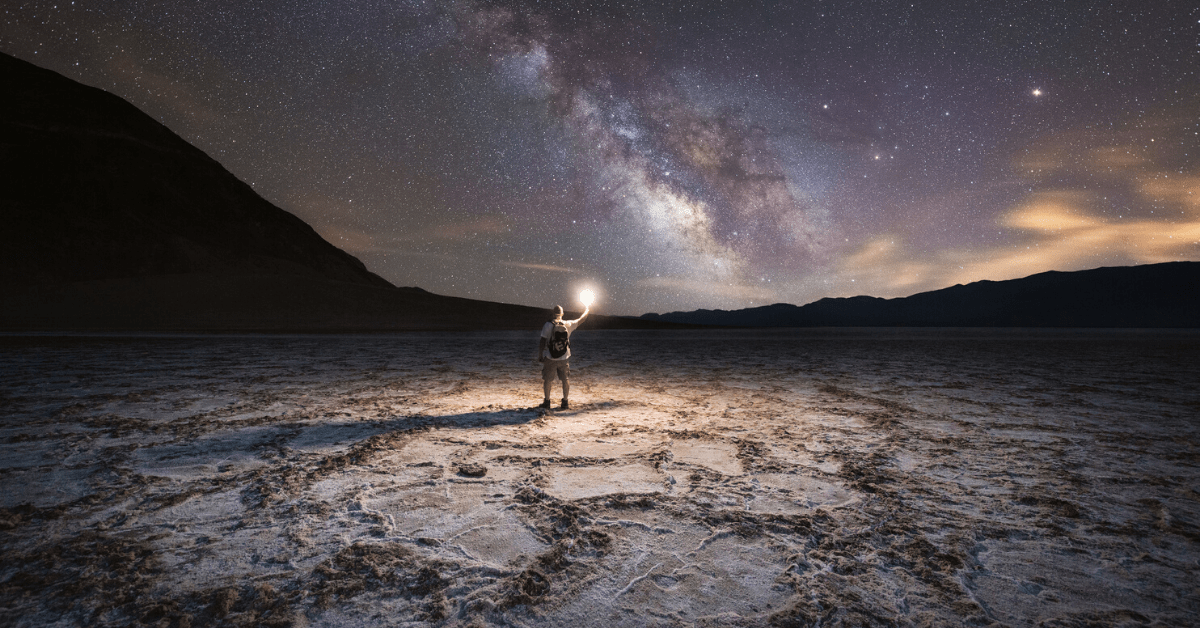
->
[2, 330, 1198, 627]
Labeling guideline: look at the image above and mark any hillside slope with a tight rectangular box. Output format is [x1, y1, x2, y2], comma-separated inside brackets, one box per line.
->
[0, 51, 390, 288]
[640, 262, 1200, 328]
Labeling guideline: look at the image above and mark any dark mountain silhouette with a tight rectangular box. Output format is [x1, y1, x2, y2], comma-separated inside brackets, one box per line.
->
[0, 52, 390, 289]
[0, 52, 676, 332]
[640, 262, 1200, 328]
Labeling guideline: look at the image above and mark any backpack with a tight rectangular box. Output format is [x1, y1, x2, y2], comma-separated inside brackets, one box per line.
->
[547, 321, 570, 359]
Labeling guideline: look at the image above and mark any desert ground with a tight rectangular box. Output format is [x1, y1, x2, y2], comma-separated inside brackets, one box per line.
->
[1, 329, 1198, 627]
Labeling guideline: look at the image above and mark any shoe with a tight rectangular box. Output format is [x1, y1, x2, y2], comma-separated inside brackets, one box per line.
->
[539, 399, 552, 409]
[560, 399, 570, 409]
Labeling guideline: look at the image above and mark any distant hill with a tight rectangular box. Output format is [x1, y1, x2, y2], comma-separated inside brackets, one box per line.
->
[640, 262, 1200, 328]
[0, 52, 676, 332]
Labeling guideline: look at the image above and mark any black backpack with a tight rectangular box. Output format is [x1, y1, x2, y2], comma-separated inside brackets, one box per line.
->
[547, 322, 570, 359]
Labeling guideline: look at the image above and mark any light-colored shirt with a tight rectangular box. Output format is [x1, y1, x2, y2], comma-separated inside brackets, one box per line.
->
[540, 318, 581, 360]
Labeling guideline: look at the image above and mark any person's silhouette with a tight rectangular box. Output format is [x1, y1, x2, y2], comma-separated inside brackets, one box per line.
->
[537, 304, 589, 409]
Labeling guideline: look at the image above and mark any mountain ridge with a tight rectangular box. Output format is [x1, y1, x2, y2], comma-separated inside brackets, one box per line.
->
[639, 262, 1200, 328]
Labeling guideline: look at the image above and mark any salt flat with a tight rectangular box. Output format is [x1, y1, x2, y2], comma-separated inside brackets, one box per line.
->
[1, 329, 1198, 627]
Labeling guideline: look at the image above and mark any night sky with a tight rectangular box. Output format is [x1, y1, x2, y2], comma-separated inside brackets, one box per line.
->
[4, 1, 1198, 315]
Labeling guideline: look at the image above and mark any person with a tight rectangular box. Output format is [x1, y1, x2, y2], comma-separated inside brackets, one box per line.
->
[537, 303, 589, 409]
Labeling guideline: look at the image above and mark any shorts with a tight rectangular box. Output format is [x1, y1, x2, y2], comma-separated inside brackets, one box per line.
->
[542, 359, 569, 382]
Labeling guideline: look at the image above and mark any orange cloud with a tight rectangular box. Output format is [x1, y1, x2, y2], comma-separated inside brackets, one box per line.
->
[830, 235, 934, 297]
[1001, 193, 1103, 232]
[830, 107, 1200, 300]
[832, 193, 1200, 300]
[1135, 174, 1200, 216]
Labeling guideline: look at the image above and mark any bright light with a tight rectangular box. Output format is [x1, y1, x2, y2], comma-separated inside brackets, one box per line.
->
[579, 289, 595, 306]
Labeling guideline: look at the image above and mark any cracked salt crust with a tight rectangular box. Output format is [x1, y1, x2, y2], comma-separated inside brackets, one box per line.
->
[2, 329, 1198, 627]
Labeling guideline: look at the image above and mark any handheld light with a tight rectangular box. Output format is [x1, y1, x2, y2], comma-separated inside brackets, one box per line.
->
[579, 289, 595, 307]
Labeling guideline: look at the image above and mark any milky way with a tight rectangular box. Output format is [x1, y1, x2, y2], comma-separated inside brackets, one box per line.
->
[3, 1, 1198, 314]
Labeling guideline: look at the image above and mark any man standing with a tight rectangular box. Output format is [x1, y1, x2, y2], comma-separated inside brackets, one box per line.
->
[537, 304, 589, 409]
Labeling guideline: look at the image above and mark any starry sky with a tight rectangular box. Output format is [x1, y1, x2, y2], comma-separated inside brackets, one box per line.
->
[4, 0, 1199, 315]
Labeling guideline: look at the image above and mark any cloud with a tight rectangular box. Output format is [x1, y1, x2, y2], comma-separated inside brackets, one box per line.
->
[426, 216, 512, 241]
[1135, 173, 1200, 217]
[90, 28, 235, 137]
[311, 214, 518, 256]
[1000, 192, 1103, 232]
[834, 195, 1200, 300]
[312, 224, 381, 254]
[827, 106, 1200, 300]
[637, 275, 777, 304]
[500, 261, 576, 273]
[976, 110, 1200, 281]
[952, 192, 1200, 283]
[833, 236, 935, 297]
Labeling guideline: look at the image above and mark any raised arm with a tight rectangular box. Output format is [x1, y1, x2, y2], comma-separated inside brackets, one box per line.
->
[569, 306, 590, 325]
